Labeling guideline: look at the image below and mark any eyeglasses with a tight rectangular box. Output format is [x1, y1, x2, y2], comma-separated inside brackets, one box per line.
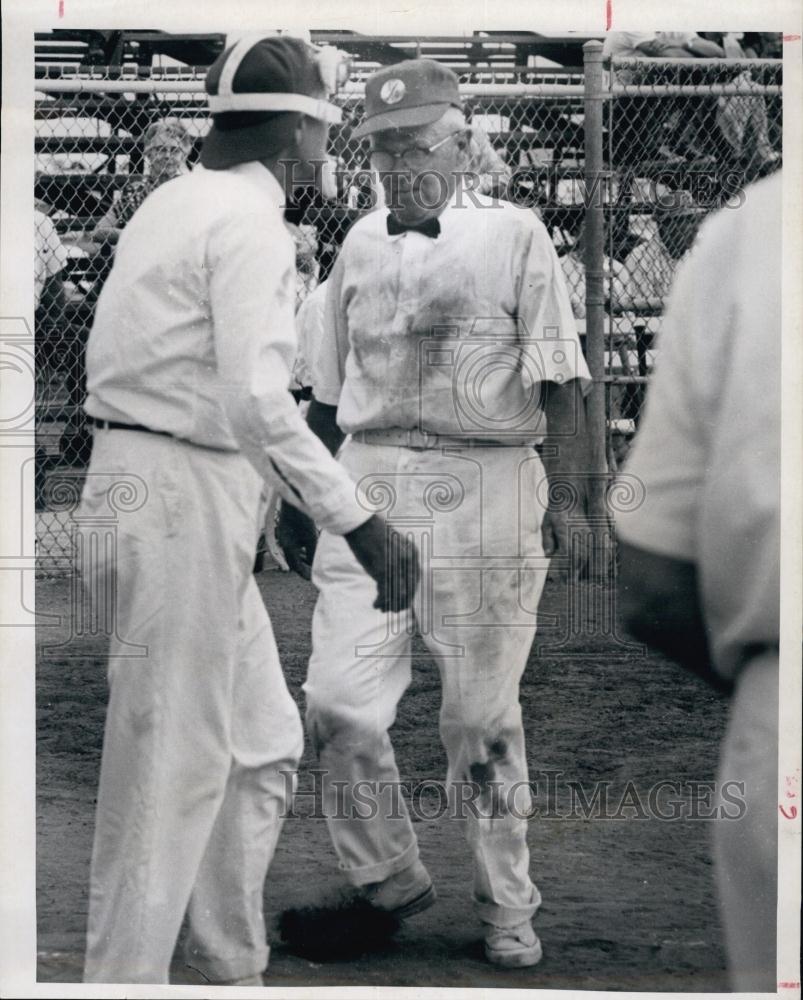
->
[369, 129, 467, 172]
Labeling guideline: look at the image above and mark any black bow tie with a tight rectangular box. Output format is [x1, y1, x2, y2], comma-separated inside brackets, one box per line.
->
[387, 215, 441, 239]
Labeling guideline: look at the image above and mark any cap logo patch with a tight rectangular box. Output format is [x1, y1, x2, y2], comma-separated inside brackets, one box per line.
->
[380, 78, 406, 105]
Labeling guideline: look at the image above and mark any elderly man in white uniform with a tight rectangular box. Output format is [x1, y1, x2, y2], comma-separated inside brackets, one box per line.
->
[279, 59, 591, 967]
[79, 36, 417, 985]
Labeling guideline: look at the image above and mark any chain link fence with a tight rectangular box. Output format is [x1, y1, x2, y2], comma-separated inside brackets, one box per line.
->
[33, 46, 782, 568]
[602, 55, 782, 469]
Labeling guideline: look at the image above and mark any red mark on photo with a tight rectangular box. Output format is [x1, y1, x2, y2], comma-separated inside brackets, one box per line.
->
[605, 0, 613, 30]
[58, 0, 64, 16]
[778, 805, 797, 819]
[782, 34, 801, 42]
[778, 983, 801, 990]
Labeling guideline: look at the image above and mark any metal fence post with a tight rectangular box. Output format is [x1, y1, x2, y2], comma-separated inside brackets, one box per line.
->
[582, 40, 611, 572]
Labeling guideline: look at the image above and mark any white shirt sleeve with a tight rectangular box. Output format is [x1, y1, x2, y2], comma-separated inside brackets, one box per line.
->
[207, 212, 370, 536]
[516, 220, 592, 393]
[293, 281, 327, 390]
[616, 248, 708, 560]
[311, 253, 350, 407]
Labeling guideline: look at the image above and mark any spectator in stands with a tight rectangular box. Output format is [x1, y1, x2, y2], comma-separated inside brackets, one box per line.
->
[651, 31, 725, 58]
[559, 220, 629, 320]
[619, 192, 704, 311]
[603, 32, 724, 168]
[602, 31, 724, 82]
[35, 208, 68, 315]
[710, 32, 781, 177]
[466, 124, 512, 199]
[604, 32, 728, 167]
[92, 121, 193, 243]
[287, 221, 319, 304]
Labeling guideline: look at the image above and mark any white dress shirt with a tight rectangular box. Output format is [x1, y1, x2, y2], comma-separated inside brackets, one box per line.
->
[313, 188, 590, 445]
[84, 161, 369, 536]
[622, 233, 688, 304]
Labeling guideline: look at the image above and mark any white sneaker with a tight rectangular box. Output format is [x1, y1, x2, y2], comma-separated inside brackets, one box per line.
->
[362, 859, 436, 918]
[484, 920, 543, 968]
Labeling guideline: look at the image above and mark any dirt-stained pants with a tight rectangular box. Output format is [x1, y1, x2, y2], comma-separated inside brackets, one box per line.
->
[305, 441, 549, 928]
[79, 429, 303, 984]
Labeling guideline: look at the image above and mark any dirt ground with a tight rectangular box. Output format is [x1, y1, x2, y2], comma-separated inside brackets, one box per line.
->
[36, 568, 732, 991]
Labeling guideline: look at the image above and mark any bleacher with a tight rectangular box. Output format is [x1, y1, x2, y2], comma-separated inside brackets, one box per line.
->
[33, 30, 782, 561]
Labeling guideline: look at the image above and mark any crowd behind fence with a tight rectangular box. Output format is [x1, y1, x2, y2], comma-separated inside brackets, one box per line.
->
[33, 43, 782, 570]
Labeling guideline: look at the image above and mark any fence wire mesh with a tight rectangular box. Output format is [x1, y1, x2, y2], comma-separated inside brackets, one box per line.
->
[603, 56, 782, 469]
[33, 49, 782, 568]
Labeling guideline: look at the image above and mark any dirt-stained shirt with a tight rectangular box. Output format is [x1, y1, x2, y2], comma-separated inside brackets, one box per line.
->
[313, 188, 590, 445]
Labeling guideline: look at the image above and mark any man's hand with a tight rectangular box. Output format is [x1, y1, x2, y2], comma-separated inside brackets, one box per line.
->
[277, 502, 318, 580]
[540, 379, 593, 582]
[345, 515, 420, 613]
[92, 226, 122, 247]
[542, 505, 590, 582]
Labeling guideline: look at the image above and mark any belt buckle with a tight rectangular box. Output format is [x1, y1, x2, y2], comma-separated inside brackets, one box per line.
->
[407, 429, 438, 450]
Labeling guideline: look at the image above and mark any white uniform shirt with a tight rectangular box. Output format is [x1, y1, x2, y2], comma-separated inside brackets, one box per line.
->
[293, 279, 327, 390]
[622, 234, 687, 304]
[560, 251, 629, 320]
[601, 31, 658, 61]
[35, 209, 68, 309]
[313, 189, 591, 445]
[84, 162, 369, 536]
[618, 173, 781, 680]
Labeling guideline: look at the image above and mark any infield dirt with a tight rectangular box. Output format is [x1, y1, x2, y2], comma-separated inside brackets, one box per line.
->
[36, 569, 730, 989]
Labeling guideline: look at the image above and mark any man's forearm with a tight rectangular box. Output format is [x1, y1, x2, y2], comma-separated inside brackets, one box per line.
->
[618, 541, 729, 692]
[540, 379, 590, 481]
[306, 395, 346, 456]
[687, 38, 725, 57]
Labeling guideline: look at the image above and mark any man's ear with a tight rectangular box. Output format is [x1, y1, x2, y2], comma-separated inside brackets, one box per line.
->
[293, 113, 308, 150]
[455, 126, 472, 167]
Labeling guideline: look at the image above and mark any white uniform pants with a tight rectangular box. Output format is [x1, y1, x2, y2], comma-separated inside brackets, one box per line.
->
[78, 429, 303, 984]
[304, 441, 549, 928]
[714, 649, 778, 992]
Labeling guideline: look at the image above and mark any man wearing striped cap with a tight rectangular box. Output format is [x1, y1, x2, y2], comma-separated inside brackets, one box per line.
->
[79, 34, 418, 985]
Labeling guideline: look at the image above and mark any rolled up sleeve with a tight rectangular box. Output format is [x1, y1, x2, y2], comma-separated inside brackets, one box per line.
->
[310, 253, 349, 407]
[516, 220, 592, 394]
[207, 212, 370, 536]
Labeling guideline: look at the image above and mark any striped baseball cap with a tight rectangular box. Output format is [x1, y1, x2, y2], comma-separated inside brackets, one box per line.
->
[201, 34, 342, 170]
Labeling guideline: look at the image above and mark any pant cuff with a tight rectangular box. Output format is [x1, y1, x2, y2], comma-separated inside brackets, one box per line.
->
[474, 885, 542, 929]
[338, 839, 419, 887]
[182, 944, 270, 984]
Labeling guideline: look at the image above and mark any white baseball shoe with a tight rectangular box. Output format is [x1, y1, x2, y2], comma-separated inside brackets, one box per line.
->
[484, 920, 543, 968]
[362, 859, 436, 918]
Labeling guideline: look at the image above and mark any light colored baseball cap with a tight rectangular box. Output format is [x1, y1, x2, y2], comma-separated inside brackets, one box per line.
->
[352, 59, 462, 139]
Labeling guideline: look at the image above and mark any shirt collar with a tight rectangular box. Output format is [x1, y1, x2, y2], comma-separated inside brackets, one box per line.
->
[383, 180, 467, 240]
[201, 160, 287, 212]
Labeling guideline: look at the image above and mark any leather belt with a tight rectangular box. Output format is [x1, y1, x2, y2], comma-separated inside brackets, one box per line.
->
[351, 428, 512, 449]
[89, 417, 173, 438]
